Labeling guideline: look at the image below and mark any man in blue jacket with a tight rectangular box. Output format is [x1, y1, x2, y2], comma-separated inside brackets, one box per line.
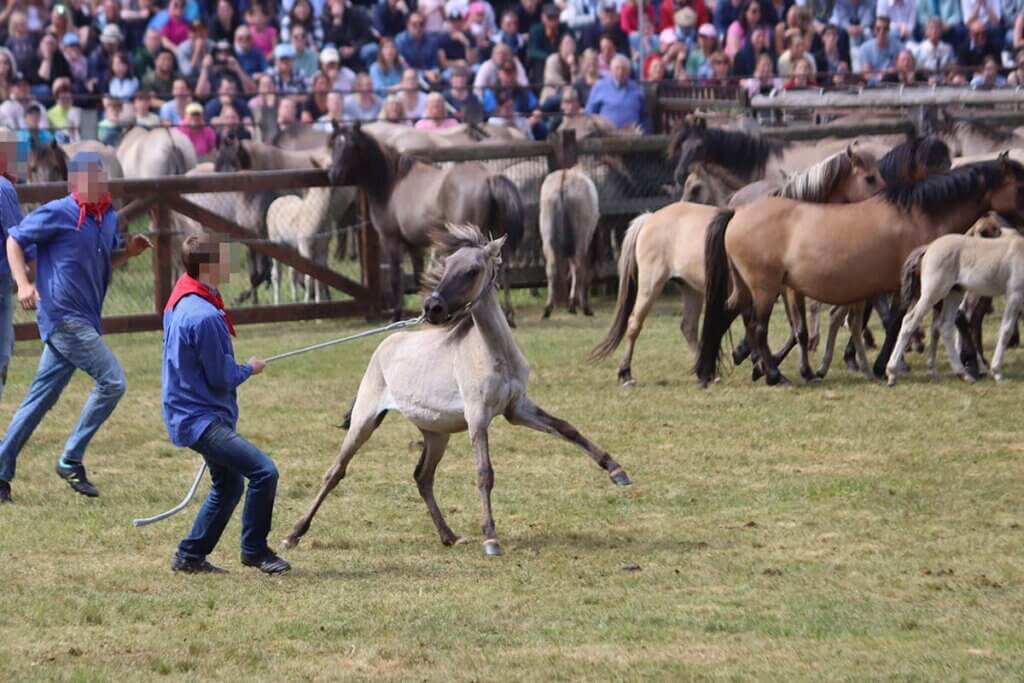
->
[0, 152, 151, 504]
[0, 130, 24, 403]
[163, 234, 289, 575]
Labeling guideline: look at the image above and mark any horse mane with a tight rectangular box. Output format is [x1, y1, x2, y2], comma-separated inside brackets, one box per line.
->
[883, 160, 1023, 215]
[348, 126, 420, 199]
[777, 150, 853, 203]
[667, 120, 785, 175]
[945, 118, 1008, 146]
[878, 135, 951, 186]
[420, 223, 489, 292]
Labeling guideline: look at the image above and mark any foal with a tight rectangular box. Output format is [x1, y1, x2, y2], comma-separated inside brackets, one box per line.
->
[284, 224, 632, 557]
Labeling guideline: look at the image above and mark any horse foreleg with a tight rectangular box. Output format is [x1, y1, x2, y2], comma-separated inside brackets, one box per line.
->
[807, 300, 821, 352]
[271, 260, 281, 306]
[414, 431, 461, 545]
[542, 248, 558, 320]
[787, 290, 815, 382]
[939, 292, 975, 383]
[990, 295, 1023, 382]
[501, 244, 515, 328]
[567, 260, 579, 315]
[468, 421, 502, 556]
[872, 294, 907, 379]
[387, 246, 404, 322]
[679, 285, 703, 359]
[505, 397, 631, 486]
[579, 253, 594, 317]
[847, 303, 875, 382]
[751, 293, 788, 386]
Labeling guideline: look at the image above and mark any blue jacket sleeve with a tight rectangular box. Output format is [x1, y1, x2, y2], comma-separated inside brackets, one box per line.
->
[194, 315, 253, 392]
[0, 183, 23, 235]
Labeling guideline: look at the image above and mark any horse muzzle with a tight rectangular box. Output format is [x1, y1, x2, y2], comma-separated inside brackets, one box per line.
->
[423, 294, 449, 325]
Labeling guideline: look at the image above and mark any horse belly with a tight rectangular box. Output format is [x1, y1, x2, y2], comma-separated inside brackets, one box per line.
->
[387, 383, 469, 433]
[784, 245, 900, 305]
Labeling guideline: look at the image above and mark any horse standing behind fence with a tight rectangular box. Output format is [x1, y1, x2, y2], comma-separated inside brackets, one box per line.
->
[695, 157, 1024, 387]
[282, 224, 631, 557]
[887, 212, 1024, 384]
[326, 122, 524, 324]
[540, 167, 600, 318]
[267, 159, 338, 304]
[117, 126, 197, 178]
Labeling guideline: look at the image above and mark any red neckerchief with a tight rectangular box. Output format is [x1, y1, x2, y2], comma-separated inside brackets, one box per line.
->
[164, 274, 236, 337]
[72, 191, 113, 230]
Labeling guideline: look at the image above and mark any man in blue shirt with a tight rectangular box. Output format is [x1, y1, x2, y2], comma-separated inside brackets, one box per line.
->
[585, 55, 645, 131]
[0, 131, 22, 403]
[858, 15, 902, 80]
[396, 12, 443, 85]
[163, 234, 289, 575]
[0, 152, 151, 504]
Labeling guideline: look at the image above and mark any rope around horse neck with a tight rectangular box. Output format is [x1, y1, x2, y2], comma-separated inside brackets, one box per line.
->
[131, 314, 425, 528]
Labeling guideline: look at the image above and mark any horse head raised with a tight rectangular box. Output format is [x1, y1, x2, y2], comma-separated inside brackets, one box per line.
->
[214, 132, 250, 173]
[421, 224, 506, 325]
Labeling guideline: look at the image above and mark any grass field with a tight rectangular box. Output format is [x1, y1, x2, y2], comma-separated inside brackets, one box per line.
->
[2, 295, 1024, 681]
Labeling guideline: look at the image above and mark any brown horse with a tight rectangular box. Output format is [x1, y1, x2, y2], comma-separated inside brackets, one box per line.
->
[695, 156, 1024, 386]
[590, 145, 882, 384]
[326, 122, 524, 323]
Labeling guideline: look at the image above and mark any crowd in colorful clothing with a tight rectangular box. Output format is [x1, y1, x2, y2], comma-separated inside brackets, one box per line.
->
[0, 0, 1020, 151]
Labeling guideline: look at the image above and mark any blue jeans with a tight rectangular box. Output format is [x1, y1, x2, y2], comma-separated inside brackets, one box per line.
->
[0, 319, 127, 482]
[0, 277, 14, 402]
[176, 421, 279, 562]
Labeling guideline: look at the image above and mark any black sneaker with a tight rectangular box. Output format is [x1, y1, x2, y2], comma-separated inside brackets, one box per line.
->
[55, 462, 100, 497]
[241, 550, 291, 575]
[171, 556, 228, 574]
[0, 480, 11, 504]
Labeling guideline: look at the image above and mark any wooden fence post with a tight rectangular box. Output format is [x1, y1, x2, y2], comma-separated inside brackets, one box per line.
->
[152, 201, 173, 313]
[359, 189, 382, 318]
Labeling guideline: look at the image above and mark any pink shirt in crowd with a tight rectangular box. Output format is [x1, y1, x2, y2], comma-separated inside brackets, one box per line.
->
[249, 24, 278, 58]
[415, 117, 459, 130]
[178, 123, 216, 156]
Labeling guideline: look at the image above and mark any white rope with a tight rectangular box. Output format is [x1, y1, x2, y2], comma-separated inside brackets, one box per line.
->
[131, 314, 425, 528]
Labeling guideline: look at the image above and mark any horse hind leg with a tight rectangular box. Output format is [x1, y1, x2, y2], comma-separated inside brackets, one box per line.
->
[846, 303, 875, 382]
[990, 293, 1023, 382]
[815, 305, 848, 379]
[414, 430, 463, 546]
[504, 397, 631, 487]
[938, 291, 974, 383]
[281, 382, 387, 549]
[679, 285, 703, 359]
[786, 290, 816, 382]
[617, 264, 668, 385]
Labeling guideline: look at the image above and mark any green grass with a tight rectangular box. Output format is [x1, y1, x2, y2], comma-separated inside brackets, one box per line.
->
[3, 295, 1024, 681]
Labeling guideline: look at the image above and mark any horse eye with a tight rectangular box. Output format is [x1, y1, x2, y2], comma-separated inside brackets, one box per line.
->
[865, 175, 876, 184]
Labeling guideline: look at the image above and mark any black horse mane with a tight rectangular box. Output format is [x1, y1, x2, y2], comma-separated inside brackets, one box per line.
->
[340, 125, 421, 200]
[213, 134, 250, 172]
[878, 135, 951, 186]
[668, 121, 785, 174]
[883, 159, 1022, 215]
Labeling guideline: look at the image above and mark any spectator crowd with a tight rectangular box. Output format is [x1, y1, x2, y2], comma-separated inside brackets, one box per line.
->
[0, 0, 1020, 152]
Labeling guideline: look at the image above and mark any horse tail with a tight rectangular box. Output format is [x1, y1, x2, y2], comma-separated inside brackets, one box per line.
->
[901, 245, 927, 308]
[487, 174, 524, 253]
[590, 212, 645, 362]
[554, 172, 575, 259]
[695, 209, 737, 386]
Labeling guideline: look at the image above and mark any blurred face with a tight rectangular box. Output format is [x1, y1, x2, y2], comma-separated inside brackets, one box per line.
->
[793, 59, 811, 80]
[187, 110, 204, 127]
[896, 50, 914, 72]
[145, 29, 161, 52]
[156, 52, 174, 74]
[173, 79, 190, 99]
[493, 44, 511, 65]
[970, 21, 985, 43]
[56, 87, 72, 107]
[744, 2, 760, 25]
[823, 28, 837, 50]
[560, 34, 575, 58]
[408, 13, 424, 37]
[925, 19, 941, 42]
[236, 28, 252, 48]
[10, 14, 26, 36]
[69, 163, 109, 203]
[750, 28, 766, 50]
[258, 75, 274, 94]
[648, 57, 664, 80]
[313, 74, 329, 94]
[278, 99, 296, 123]
[217, 0, 233, 20]
[600, 7, 616, 27]
[220, 107, 240, 126]
[983, 60, 998, 80]
[501, 14, 517, 33]
[278, 55, 293, 73]
[755, 54, 772, 78]
[789, 35, 804, 56]
[711, 54, 729, 78]
[498, 66, 516, 85]
[874, 20, 890, 42]
[104, 102, 120, 120]
[599, 37, 615, 59]
[326, 91, 343, 115]
[451, 72, 467, 90]
[113, 55, 128, 76]
[698, 35, 715, 51]
[381, 40, 397, 63]
[611, 58, 629, 85]
[133, 96, 150, 115]
[355, 74, 372, 95]
[542, 14, 558, 31]
[291, 27, 306, 50]
[561, 94, 580, 114]
[169, 0, 183, 18]
[401, 69, 418, 89]
[425, 95, 445, 118]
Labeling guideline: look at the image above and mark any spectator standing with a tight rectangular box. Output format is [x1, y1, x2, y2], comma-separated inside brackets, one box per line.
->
[322, 0, 375, 70]
[858, 15, 901, 80]
[914, 17, 954, 73]
[108, 51, 140, 100]
[178, 101, 216, 156]
[370, 36, 403, 92]
[233, 26, 269, 75]
[831, 0, 875, 48]
[160, 78, 192, 124]
[289, 25, 320, 79]
[343, 72, 383, 120]
[585, 54, 644, 129]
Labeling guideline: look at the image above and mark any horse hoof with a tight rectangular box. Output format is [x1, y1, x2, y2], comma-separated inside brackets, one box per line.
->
[281, 536, 299, 550]
[751, 365, 764, 382]
[568, 306, 578, 315]
[441, 534, 466, 546]
[994, 373, 1004, 383]
[886, 373, 897, 387]
[767, 373, 790, 387]
[617, 368, 634, 385]
[803, 374, 821, 384]
[609, 468, 632, 486]
[815, 369, 827, 380]
[483, 540, 504, 557]
[541, 307, 552, 320]
[583, 308, 594, 317]
[959, 372, 977, 384]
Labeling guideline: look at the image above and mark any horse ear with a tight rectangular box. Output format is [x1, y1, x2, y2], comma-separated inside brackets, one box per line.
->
[485, 234, 507, 259]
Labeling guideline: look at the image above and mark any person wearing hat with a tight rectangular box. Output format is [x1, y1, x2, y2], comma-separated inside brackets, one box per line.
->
[62, 32, 88, 88]
[87, 23, 124, 95]
[270, 42, 309, 98]
[0, 151, 152, 504]
[319, 46, 358, 97]
[178, 101, 216, 156]
[176, 19, 211, 79]
[686, 22, 719, 76]
[526, 4, 567, 82]
[230, 25, 266, 76]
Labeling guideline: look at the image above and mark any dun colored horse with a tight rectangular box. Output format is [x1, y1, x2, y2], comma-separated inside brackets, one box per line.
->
[283, 224, 631, 557]
[326, 122, 524, 323]
[887, 213, 1023, 384]
[695, 156, 1024, 386]
[539, 166, 600, 318]
[590, 145, 881, 384]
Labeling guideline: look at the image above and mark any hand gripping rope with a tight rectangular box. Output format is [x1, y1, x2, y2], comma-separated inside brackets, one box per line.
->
[131, 315, 424, 528]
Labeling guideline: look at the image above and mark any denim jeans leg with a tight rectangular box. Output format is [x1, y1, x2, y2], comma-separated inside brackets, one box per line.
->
[0, 343, 77, 482]
[46, 322, 128, 466]
[177, 459, 245, 562]
[0, 277, 13, 402]
[185, 421, 279, 558]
